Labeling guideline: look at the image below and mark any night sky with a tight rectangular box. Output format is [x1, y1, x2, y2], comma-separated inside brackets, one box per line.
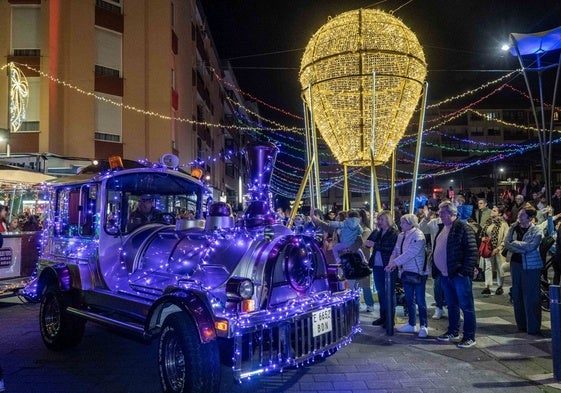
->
[202, 1, 561, 201]
[203, 0, 561, 124]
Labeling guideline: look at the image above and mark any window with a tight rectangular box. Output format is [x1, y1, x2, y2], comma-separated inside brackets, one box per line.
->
[55, 185, 97, 238]
[95, 93, 122, 142]
[95, 27, 122, 77]
[96, 0, 122, 14]
[11, 6, 41, 55]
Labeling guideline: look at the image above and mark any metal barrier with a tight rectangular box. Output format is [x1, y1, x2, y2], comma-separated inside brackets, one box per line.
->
[551, 285, 561, 381]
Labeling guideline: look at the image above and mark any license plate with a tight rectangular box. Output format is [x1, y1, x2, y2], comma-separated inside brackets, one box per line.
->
[312, 308, 332, 337]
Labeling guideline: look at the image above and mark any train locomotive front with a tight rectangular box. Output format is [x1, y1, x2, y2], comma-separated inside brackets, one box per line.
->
[23, 142, 360, 392]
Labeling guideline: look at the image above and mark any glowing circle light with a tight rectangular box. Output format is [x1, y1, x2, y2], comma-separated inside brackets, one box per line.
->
[299, 9, 427, 166]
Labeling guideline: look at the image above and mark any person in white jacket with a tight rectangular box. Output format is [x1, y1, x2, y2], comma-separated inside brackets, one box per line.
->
[385, 214, 429, 338]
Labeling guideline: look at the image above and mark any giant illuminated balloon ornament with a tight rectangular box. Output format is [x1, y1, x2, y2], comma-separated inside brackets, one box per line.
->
[298, 8, 427, 214]
[299, 8, 426, 166]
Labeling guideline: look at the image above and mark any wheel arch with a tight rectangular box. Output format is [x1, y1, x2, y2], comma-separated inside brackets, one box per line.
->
[35, 264, 73, 300]
[146, 289, 216, 344]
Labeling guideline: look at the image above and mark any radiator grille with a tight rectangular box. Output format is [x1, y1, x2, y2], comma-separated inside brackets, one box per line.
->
[232, 297, 359, 380]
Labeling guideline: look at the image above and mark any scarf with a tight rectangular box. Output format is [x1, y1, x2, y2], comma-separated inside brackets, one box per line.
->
[482, 217, 502, 248]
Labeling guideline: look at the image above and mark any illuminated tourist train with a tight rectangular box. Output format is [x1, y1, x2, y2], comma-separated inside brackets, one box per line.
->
[22, 142, 360, 393]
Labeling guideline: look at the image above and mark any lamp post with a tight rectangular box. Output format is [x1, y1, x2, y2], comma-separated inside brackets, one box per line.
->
[494, 166, 504, 206]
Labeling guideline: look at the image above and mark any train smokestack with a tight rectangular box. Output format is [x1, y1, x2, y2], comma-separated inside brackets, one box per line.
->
[243, 142, 278, 228]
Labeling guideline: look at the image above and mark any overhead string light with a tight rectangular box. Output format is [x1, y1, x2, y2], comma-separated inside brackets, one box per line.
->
[4, 62, 555, 198]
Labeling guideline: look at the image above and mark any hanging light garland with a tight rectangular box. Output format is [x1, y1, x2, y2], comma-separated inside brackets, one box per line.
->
[2, 62, 553, 199]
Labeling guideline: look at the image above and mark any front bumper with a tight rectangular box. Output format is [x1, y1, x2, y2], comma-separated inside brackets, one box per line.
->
[229, 291, 360, 380]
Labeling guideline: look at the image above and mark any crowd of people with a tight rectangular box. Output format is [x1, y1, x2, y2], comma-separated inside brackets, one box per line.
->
[0, 205, 43, 233]
[280, 179, 561, 348]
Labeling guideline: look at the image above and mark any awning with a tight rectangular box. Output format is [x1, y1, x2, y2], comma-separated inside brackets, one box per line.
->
[510, 26, 561, 56]
[0, 165, 56, 185]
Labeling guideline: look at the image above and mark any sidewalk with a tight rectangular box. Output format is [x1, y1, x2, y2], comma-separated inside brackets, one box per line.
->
[1, 276, 560, 392]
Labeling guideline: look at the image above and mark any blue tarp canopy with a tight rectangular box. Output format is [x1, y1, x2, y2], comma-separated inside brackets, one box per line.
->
[510, 26, 561, 56]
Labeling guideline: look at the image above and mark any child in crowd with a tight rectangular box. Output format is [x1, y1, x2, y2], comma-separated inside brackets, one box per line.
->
[313, 210, 364, 263]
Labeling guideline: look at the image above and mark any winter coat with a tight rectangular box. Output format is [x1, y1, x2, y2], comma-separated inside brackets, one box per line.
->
[432, 219, 478, 278]
[390, 227, 427, 275]
[504, 223, 543, 270]
[330, 217, 362, 246]
[367, 227, 399, 267]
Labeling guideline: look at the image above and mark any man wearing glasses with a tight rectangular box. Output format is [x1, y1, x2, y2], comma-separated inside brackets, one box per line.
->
[128, 194, 164, 231]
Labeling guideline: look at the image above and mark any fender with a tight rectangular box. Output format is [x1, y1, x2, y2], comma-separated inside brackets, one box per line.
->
[22, 263, 73, 302]
[146, 289, 216, 343]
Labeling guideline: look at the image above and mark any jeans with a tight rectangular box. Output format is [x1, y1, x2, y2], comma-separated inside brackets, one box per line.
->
[403, 275, 428, 327]
[433, 275, 445, 308]
[441, 275, 476, 340]
[373, 266, 397, 323]
[511, 263, 541, 334]
[358, 275, 375, 307]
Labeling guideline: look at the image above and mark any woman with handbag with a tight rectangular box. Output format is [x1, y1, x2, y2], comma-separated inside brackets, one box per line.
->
[385, 214, 429, 338]
[479, 206, 509, 295]
[503, 206, 543, 335]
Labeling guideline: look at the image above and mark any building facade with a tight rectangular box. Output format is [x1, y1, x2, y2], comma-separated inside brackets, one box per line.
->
[0, 0, 247, 204]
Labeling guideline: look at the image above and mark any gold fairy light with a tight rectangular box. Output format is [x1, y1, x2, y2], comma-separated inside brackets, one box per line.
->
[9, 63, 29, 132]
[299, 9, 427, 166]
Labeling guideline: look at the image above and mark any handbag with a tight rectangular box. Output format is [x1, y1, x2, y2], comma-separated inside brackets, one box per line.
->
[400, 270, 422, 285]
[478, 236, 493, 258]
[340, 252, 372, 279]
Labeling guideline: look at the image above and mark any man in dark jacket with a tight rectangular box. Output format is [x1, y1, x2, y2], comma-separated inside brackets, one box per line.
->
[433, 201, 478, 348]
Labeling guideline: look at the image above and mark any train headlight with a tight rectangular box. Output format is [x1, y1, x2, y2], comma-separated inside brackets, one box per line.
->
[226, 277, 254, 301]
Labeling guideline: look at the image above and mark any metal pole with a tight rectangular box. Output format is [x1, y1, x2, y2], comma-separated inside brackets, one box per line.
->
[385, 270, 393, 336]
[547, 52, 561, 205]
[551, 285, 561, 381]
[343, 165, 349, 211]
[308, 86, 322, 211]
[535, 54, 550, 203]
[287, 154, 315, 229]
[390, 151, 396, 217]
[410, 82, 428, 214]
[303, 87, 315, 213]
[371, 148, 382, 212]
[370, 71, 376, 226]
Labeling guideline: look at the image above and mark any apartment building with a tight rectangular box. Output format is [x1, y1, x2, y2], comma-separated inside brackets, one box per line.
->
[0, 0, 246, 203]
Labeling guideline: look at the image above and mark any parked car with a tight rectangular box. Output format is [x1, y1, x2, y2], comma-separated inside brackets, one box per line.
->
[23, 143, 360, 393]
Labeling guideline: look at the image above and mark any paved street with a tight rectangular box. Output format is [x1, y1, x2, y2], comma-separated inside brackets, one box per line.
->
[1, 277, 561, 393]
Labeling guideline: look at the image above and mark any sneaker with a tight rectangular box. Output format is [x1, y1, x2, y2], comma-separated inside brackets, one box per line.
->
[372, 317, 385, 326]
[396, 323, 417, 333]
[437, 332, 460, 342]
[359, 303, 367, 312]
[366, 305, 374, 313]
[432, 307, 444, 319]
[418, 326, 428, 338]
[495, 287, 504, 295]
[457, 338, 476, 348]
[481, 288, 491, 295]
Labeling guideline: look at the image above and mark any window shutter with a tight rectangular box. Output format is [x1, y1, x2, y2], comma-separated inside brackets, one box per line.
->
[12, 7, 41, 50]
[95, 28, 122, 74]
